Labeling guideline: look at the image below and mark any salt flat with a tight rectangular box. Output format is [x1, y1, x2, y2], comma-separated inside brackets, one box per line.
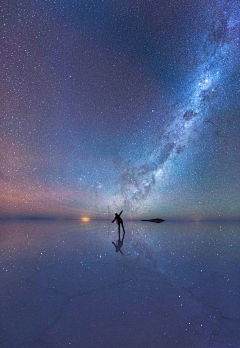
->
[1, 220, 239, 348]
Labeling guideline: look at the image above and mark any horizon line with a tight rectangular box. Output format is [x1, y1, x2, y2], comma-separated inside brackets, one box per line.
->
[0, 216, 239, 222]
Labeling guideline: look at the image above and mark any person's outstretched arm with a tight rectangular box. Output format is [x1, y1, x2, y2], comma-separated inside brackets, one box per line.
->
[119, 210, 123, 216]
[112, 217, 116, 223]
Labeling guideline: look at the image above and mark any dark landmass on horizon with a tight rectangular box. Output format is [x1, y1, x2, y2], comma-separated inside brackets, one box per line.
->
[141, 219, 165, 223]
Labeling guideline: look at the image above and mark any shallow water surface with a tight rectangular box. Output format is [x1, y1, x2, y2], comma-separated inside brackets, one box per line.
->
[1, 220, 239, 347]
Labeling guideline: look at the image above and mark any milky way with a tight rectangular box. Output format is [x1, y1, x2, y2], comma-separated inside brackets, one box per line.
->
[1, 0, 239, 220]
[120, 0, 239, 207]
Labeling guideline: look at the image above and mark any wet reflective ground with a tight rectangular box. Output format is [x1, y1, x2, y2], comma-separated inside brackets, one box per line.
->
[1, 220, 239, 348]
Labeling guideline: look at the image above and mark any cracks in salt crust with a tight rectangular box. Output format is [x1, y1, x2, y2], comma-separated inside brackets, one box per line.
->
[16, 262, 240, 346]
[180, 285, 240, 322]
[123, 258, 240, 324]
[19, 338, 51, 348]
[42, 278, 134, 333]
[121, 270, 240, 343]
[129, 259, 240, 323]
[177, 284, 240, 346]
[27, 274, 68, 298]
[22, 275, 133, 346]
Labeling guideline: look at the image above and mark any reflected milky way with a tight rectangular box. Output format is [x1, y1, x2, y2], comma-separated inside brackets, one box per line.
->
[1, 0, 239, 220]
[1, 221, 240, 347]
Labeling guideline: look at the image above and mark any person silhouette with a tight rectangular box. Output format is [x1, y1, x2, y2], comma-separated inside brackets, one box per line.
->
[112, 210, 125, 235]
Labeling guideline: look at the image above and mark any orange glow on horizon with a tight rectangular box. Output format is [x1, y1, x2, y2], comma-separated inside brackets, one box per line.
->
[81, 217, 90, 222]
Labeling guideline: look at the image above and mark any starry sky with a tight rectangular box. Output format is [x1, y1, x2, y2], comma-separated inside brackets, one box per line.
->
[1, 0, 239, 220]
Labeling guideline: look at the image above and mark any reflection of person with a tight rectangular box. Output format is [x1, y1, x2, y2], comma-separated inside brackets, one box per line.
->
[112, 210, 125, 235]
[112, 232, 125, 255]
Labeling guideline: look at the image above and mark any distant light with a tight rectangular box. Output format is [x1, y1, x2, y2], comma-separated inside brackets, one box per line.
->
[81, 217, 90, 222]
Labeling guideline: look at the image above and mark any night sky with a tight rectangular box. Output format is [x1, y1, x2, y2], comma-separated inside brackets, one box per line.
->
[1, 0, 239, 220]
